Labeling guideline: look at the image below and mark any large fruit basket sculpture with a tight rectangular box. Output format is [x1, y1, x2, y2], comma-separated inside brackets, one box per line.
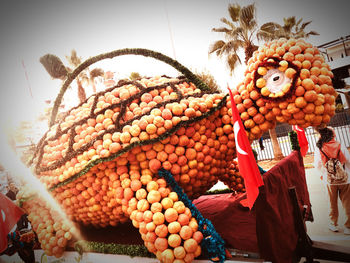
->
[18, 38, 337, 262]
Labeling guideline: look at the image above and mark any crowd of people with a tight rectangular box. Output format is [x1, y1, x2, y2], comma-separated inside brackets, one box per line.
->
[0, 165, 36, 263]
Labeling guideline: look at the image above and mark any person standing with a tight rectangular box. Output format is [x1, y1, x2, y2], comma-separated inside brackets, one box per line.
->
[314, 127, 350, 234]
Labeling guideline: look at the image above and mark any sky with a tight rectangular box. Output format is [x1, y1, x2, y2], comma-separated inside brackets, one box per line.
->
[0, 0, 349, 133]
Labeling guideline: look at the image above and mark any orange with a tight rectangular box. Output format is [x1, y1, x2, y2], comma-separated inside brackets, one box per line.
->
[304, 90, 317, 102]
[247, 107, 258, 116]
[295, 86, 305, 97]
[253, 113, 265, 124]
[185, 148, 197, 160]
[315, 105, 325, 115]
[192, 231, 203, 244]
[177, 213, 190, 226]
[180, 225, 193, 240]
[172, 104, 184, 116]
[250, 90, 260, 100]
[137, 199, 150, 212]
[286, 103, 299, 114]
[184, 238, 197, 253]
[285, 68, 296, 79]
[146, 222, 156, 232]
[174, 246, 186, 259]
[289, 45, 302, 55]
[295, 54, 305, 62]
[302, 60, 312, 69]
[293, 111, 305, 120]
[257, 66, 267, 75]
[154, 237, 168, 252]
[149, 159, 161, 173]
[153, 212, 165, 225]
[283, 52, 294, 61]
[261, 87, 270, 97]
[161, 249, 175, 263]
[302, 79, 315, 91]
[168, 221, 182, 234]
[168, 234, 182, 248]
[302, 103, 315, 114]
[162, 109, 173, 120]
[256, 78, 266, 88]
[147, 190, 161, 204]
[237, 103, 245, 113]
[300, 69, 310, 80]
[161, 197, 174, 210]
[155, 224, 169, 238]
[151, 202, 163, 213]
[295, 97, 307, 108]
[276, 46, 285, 56]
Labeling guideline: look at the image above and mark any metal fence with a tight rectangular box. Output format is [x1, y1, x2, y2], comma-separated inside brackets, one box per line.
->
[252, 109, 350, 161]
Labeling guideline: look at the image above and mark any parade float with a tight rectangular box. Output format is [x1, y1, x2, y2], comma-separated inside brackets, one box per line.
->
[4, 38, 350, 263]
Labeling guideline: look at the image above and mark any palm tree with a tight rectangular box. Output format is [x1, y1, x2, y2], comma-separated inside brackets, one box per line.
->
[209, 3, 285, 160]
[129, 72, 142, 81]
[89, 68, 105, 93]
[65, 50, 105, 103]
[257, 16, 319, 42]
[209, 3, 259, 74]
[65, 50, 88, 103]
[195, 69, 220, 93]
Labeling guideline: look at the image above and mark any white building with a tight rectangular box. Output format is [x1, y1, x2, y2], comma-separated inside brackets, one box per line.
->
[318, 35, 350, 109]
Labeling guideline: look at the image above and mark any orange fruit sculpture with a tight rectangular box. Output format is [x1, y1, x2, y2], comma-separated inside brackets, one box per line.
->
[18, 39, 336, 261]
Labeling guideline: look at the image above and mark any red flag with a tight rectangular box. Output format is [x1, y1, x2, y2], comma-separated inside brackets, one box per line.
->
[292, 125, 309, 157]
[0, 192, 24, 253]
[228, 87, 264, 209]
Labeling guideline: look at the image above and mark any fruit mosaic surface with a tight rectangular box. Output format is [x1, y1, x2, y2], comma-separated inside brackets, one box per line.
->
[19, 38, 337, 262]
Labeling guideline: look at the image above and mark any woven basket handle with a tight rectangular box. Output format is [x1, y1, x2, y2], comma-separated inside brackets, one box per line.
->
[49, 48, 211, 127]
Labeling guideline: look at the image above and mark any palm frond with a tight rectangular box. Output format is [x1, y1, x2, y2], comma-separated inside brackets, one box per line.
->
[294, 31, 305, 39]
[220, 17, 235, 29]
[260, 22, 283, 32]
[40, 54, 68, 80]
[66, 49, 82, 67]
[229, 27, 244, 40]
[228, 3, 241, 22]
[295, 18, 303, 31]
[257, 31, 275, 42]
[247, 20, 258, 32]
[240, 3, 256, 28]
[208, 40, 226, 55]
[212, 26, 232, 34]
[226, 39, 245, 53]
[300, 21, 312, 30]
[283, 16, 296, 33]
[227, 53, 241, 73]
[306, 30, 320, 37]
[90, 68, 104, 79]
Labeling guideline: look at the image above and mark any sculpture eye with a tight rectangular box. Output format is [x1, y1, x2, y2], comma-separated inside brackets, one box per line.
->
[263, 69, 290, 94]
[255, 60, 297, 99]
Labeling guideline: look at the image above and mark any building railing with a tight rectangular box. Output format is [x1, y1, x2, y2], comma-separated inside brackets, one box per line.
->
[252, 109, 350, 161]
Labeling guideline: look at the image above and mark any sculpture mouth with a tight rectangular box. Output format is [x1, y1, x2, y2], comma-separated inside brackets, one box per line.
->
[254, 57, 300, 101]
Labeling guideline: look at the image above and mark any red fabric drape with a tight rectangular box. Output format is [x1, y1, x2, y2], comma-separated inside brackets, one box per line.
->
[194, 192, 258, 253]
[0, 193, 24, 253]
[255, 150, 311, 262]
[194, 151, 311, 262]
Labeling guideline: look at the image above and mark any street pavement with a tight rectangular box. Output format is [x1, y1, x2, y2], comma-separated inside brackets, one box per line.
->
[305, 167, 350, 247]
[303, 167, 350, 262]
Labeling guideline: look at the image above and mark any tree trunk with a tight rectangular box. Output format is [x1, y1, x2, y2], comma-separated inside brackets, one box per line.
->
[269, 129, 284, 160]
[345, 91, 350, 108]
[77, 79, 86, 103]
[244, 43, 258, 64]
